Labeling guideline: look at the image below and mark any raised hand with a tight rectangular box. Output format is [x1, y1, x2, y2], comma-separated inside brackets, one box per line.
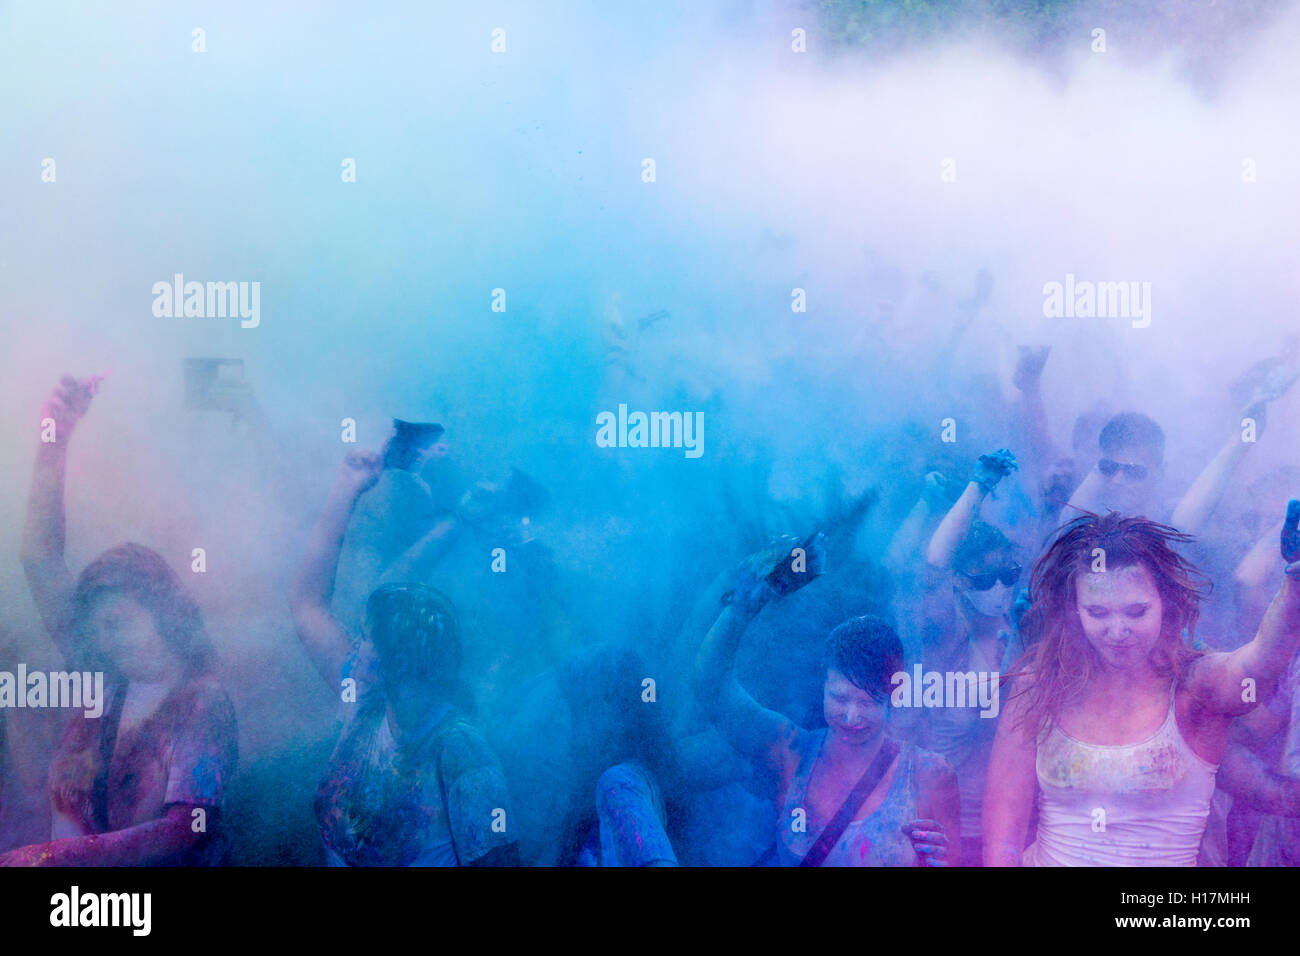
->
[726, 547, 780, 614]
[1282, 499, 1300, 569]
[1011, 587, 1033, 629]
[1013, 345, 1050, 392]
[725, 532, 828, 612]
[766, 531, 826, 595]
[1257, 364, 1300, 405]
[336, 449, 382, 498]
[973, 449, 1018, 493]
[39, 375, 104, 440]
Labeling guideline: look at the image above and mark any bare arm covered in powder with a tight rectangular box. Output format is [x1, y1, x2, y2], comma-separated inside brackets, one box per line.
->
[926, 449, 1017, 569]
[0, 805, 212, 867]
[1170, 415, 1257, 537]
[982, 677, 1037, 866]
[290, 450, 382, 687]
[20, 376, 103, 662]
[1187, 501, 1300, 715]
[693, 557, 804, 779]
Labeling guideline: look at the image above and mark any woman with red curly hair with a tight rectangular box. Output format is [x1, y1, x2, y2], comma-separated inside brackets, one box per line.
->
[984, 504, 1300, 866]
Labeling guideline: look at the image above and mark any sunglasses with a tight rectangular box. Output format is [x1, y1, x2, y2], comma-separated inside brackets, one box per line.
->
[1098, 458, 1149, 480]
[960, 564, 1021, 591]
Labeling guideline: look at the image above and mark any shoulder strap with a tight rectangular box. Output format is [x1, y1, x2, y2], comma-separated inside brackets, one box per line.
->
[799, 738, 900, 868]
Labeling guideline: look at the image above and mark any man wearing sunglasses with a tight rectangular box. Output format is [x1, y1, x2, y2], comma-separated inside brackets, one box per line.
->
[1066, 412, 1166, 518]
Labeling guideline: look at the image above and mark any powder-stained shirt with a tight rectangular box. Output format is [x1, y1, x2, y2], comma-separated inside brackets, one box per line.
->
[47, 675, 238, 865]
[778, 732, 923, 867]
[314, 641, 514, 866]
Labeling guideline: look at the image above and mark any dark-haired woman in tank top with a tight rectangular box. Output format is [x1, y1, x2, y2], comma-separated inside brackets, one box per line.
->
[695, 546, 960, 866]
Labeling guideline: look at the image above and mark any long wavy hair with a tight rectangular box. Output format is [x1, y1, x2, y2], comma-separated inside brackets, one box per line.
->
[1011, 513, 1209, 737]
[71, 543, 216, 678]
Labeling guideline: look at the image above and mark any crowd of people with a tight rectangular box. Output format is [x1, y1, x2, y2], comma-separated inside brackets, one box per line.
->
[1, 341, 1299, 867]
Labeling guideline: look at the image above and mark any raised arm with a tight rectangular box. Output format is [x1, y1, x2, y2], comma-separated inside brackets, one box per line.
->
[884, 473, 949, 573]
[19, 376, 103, 661]
[1170, 409, 1260, 537]
[1188, 500, 1300, 714]
[1175, 361, 1296, 535]
[1009, 346, 1053, 470]
[290, 450, 382, 687]
[1064, 463, 1110, 517]
[1236, 520, 1284, 594]
[694, 605, 796, 766]
[926, 450, 1017, 569]
[693, 551, 809, 770]
[379, 516, 462, 585]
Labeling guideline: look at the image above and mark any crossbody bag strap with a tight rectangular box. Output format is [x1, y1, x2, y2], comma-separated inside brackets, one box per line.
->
[799, 738, 899, 868]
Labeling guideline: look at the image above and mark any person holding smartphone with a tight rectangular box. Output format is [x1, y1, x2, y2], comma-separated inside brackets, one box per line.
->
[694, 540, 959, 866]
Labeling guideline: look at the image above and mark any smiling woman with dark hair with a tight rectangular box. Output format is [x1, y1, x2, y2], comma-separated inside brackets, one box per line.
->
[985, 504, 1300, 866]
[1, 376, 237, 868]
[695, 540, 960, 867]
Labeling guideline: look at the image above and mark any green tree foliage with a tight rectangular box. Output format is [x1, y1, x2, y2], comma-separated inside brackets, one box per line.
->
[812, 0, 1081, 53]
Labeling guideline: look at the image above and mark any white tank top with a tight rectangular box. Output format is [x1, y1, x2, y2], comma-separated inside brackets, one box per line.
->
[1029, 686, 1218, 866]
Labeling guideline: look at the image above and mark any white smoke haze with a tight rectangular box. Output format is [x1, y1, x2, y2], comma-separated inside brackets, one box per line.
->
[1, 0, 1297, 858]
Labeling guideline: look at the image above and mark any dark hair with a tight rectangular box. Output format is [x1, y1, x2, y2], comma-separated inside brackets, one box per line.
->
[364, 583, 462, 698]
[822, 616, 904, 703]
[1012, 512, 1208, 736]
[72, 543, 215, 677]
[953, 520, 1015, 575]
[1098, 412, 1165, 461]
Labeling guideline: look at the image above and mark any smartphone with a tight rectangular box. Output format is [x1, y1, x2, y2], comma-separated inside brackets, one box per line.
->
[382, 419, 445, 471]
[183, 358, 245, 410]
[766, 531, 825, 596]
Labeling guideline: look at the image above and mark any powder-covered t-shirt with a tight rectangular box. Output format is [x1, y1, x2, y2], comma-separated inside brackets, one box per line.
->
[314, 641, 514, 866]
[47, 675, 237, 865]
